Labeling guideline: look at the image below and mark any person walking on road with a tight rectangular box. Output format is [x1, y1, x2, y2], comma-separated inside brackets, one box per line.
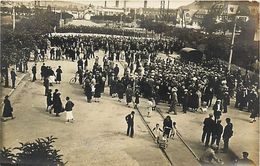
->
[65, 97, 74, 123]
[2, 95, 15, 121]
[222, 118, 233, 153]
[55, 66, 62, 84]
[32, 64, 37, 82]
[10, 68, 17, 89]
[125, 111, 135, 138]
[201, 113, 215, 147]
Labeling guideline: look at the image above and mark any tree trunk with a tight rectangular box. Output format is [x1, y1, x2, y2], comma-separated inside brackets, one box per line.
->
[5, 67, 9, 87]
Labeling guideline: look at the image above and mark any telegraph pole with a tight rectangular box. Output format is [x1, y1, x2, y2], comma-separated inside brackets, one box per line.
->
[12, 7, 15, 30]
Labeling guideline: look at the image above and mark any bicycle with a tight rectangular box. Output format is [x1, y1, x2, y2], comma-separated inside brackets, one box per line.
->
[69, 74, 78, 84]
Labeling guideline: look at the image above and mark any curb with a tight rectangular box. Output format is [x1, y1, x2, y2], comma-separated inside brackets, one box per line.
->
[1, 73, 28, 106]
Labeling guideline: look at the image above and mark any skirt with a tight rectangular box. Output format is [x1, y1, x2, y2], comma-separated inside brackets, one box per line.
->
[66, 111, 74, 120]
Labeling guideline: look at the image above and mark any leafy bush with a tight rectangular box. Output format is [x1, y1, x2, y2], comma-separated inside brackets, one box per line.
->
[0, 136, 66, 166]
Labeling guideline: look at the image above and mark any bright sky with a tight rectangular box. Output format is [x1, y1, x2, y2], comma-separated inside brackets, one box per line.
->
[64, 0, 195, 9]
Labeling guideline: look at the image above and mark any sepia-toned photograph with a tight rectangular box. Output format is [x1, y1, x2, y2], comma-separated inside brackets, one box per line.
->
[0, 0, 259, 165]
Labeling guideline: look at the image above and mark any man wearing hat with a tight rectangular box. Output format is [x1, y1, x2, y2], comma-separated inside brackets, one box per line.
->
[10, 68, 17, 89]
[222, 118, 233, 153]
[236, 152, 256, 166]
[167, 87, 177, 115]
[222, 91, 230, 113]
[201, 113, 215, 147]
[213, 100, 223, 122]
[182, 89, 189, 113]
[125, 111, 135, 138]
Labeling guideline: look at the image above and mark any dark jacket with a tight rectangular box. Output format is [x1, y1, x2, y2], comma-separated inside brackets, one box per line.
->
[203, 117, 215, 132]
[223, 123, 233, 139]
[65, 100, 74, 111]
[125, 114, 134, 125]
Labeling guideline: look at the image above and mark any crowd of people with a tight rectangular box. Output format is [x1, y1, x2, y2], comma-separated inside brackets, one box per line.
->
[2, 34, 258, 165]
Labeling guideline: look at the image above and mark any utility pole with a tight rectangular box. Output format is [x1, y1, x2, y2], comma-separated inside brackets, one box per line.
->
[228, 17, 237, 72]
[12, 7, 15, 30]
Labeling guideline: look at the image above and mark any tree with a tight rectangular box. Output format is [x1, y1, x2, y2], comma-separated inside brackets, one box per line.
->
[0, 136, 66, 166]
[200, 13, 216, 34]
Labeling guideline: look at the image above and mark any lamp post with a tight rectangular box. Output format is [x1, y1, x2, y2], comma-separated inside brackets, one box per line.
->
[228, 15, 248, 72]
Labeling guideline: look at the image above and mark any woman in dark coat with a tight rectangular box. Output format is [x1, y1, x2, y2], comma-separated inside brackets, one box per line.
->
[134, 89, 140, 109]
[2, 95, 14, 120]
[53, 92, 62, 117]
[94, 82, 102, 102]
[125, 85, 133, 107]
[249, 91, 259, 123]
[85, 79, 92, 103]
[117, 80, 125, 102]
[55, 66, 62, 84]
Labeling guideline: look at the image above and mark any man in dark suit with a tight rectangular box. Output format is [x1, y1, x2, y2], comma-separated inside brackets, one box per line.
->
[125, 111, 135, 138]
[222, 118, 233, 153]
[32, 64, 37, 82]
[211, 119, 223, 149]
[201, 113, 215, 147]
[10, 68, 17, 89]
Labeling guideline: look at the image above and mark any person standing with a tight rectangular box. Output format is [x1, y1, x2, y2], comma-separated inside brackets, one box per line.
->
[125, 85, 133, 107]
[222, 118, 233, 153]
[201, 113, 215, 147]
[168, 87, 177, 115]
[53, 89, 60, 117]
[2, 95, 14, 121]
[114, 64, 119, 77]
[41, 63, 47, 80]
[134, 88, 140, 109]
[32, 64, 37, 82]
[117, 80, 125, 102]
[125, 111, 135, 138]
[211, 120, 223, 149]
[43, 77, 49, 96]
[182, 89, 189, 113]
[65, 97, 74, 123]
[46, 89, 53, 113]
[213, 100, 222, 122]
[55, 66, 62, 84]
[163, 116, 173, 139]
[10, 68, 17, 89]
[222, 92, 230, 113]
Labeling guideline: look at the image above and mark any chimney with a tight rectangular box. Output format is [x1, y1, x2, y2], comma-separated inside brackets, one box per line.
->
[116, 0, 119, 7]
[104, 1, 107, 7]
[144, 0, 147, 8]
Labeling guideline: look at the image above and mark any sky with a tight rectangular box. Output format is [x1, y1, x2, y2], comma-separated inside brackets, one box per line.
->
[62, 0, 195, 9]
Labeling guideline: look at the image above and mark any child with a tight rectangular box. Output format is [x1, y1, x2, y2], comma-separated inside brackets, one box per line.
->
[153, 123, 163, 143]
[170, 122, 177, 139]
